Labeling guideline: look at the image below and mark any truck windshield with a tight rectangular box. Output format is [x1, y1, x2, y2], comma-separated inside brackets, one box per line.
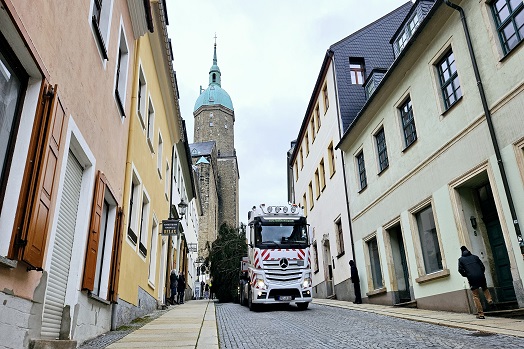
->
[255, 222, 308, 248]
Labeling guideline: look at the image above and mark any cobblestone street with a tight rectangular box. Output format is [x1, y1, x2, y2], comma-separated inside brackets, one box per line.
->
[216, 303, 524, 349]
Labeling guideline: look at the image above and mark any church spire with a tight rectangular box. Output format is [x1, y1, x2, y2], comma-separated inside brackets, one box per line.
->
[209, 34, 221, 87]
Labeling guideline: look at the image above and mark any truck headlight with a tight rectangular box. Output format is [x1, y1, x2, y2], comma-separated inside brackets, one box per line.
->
[256, 279, 266, 289]
[302, 277, 312, 288]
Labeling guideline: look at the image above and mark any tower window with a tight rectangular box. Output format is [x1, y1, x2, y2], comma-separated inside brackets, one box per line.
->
[212, 73, 216, 83]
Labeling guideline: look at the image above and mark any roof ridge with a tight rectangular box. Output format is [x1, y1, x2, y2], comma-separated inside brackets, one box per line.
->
[330, 1, 413, 49]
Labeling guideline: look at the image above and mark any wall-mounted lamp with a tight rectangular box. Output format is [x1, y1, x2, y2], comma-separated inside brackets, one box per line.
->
[178, 199, 188, 218]
[470, 216, 477, 229]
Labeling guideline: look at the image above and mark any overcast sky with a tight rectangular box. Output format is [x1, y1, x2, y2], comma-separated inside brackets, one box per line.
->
[167, 1, 410, 226]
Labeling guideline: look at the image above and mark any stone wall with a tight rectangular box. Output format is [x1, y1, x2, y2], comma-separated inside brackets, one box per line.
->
[114, 287, 158, 328]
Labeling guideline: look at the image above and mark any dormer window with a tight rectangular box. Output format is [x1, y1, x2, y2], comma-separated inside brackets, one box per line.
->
[349, 59, 365, 85]
[363, 69, 386, 99]
[394, 11, 421, 57]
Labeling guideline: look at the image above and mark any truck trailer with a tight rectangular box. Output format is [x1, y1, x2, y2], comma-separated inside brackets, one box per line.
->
[240, 203, 312, 310]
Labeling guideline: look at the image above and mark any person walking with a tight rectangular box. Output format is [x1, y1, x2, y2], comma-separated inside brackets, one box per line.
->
[204, 283, 210, 299]
[349, 260, 362, 304]
[200, 280, 205, 299]
[169, 269, 178, 305]
[177, 273, 186, 304]
[458, 246, 494, 319]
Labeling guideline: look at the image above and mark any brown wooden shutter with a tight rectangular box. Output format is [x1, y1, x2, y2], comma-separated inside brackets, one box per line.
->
[82, 171, 107, 291]
[10, 83, 65, 268]
[108, 207, 123, 302]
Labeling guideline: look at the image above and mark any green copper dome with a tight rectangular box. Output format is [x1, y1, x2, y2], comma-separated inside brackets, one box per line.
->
[194, 42, 234, 112]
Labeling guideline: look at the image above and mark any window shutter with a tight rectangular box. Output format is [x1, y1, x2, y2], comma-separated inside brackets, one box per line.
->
[82, 171, 107, 291]
[108, 207, 123, 303]
[11, 83, 65, 268]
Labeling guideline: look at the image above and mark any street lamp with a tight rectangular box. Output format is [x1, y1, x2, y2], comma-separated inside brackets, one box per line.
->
[178, 199, 188, 218]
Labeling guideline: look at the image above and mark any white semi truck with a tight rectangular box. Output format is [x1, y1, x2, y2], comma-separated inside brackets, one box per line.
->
[239, 203, 312, 310]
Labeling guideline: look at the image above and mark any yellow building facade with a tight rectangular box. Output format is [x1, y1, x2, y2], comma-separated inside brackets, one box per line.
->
[116, 1, 183, 325]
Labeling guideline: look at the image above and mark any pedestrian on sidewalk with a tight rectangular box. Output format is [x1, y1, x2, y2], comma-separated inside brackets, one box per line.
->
[177, 273, 186, 304]
[458, 246, 494, 319]
[204, 282, 210, 299]
[170, 269, 178, 305]
[349, 260, 362, 304]
[201, 280, 205, 299]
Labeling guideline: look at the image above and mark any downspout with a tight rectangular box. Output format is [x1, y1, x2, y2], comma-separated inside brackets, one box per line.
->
[444, 0, 522, 250]
[330, 51, 357, 262]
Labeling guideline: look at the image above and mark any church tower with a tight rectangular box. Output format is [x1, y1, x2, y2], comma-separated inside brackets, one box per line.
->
[193, 40, 239, 230]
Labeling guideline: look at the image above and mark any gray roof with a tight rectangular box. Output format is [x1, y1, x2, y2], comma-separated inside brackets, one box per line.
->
[331, 1, 412, 131]
[189, 141, 216, 157]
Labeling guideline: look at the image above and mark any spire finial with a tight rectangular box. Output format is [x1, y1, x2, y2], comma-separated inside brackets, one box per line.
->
[213, 33, 217, 65]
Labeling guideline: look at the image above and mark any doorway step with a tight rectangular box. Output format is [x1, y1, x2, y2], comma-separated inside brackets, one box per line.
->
[393, 300, 417, 308]
[327, 294, 337, 300]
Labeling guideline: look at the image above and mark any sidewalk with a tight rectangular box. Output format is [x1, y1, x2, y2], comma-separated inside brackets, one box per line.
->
[313, 298, 524, 338]
[105, 299, 218, 349]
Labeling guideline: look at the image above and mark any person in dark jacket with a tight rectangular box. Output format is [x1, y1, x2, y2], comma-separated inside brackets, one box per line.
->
[169, 270, 178, 304]
[349, 260, 362, 304]
[177, 273, 186, 304]
[458, 246, 493, 319]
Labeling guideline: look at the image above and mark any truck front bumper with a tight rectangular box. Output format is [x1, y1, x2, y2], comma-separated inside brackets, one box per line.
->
[251, 287, 312, 304]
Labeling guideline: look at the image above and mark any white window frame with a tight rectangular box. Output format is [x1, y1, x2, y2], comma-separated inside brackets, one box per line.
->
[157, 132, 163, 177]
[114, 23, 129, 119]
[138, 188, 150, 258]
[146, 96, 155, 151]
[137, 63, 147, 127]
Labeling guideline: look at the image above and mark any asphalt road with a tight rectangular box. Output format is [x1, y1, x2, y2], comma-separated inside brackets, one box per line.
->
[215, 302, 524, 349]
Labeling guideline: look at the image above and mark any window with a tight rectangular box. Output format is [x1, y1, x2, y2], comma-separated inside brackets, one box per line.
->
[315, 104, 321, 131]
[356, 151, 367, 190]
[322, 83, 329, 113]
[349, 60, 364, 84]
[375, 128, 389, 172]
[165, 162, 170, 198]
[366, 81, 376, 98]
[415, 205, 443, 274]
[319, 159, 326, 190]
[328, 142, 336, 176]
[148, 218, 158, 285]
[394, 12, 420, 56]
[305, 132, 309, 155]
[491, 0, 524, 54]
[138, 191, 150, 257]
[308, 182, 314, 209]
[90, 0, 111, 59]
[437, 50, 462, 109]
[137, 65, 147, 126]
[147, 97, 155, 150]
[299, 147, 304, 169]
[0, 36, 27, 212]
[335, 219, 345, 256]
[302, 193, 307, 216]
[314, 169, 320, 199]
[399, 98, 417, 148]
[294, 162, 299, 182]
[310, 117, 316, 142]
[127, 174, 140, 244]
[114, 28, 129, 117]
[157, 133, 163, 176]
[82, 171, 122, 302]
[367, 237, 383, 289]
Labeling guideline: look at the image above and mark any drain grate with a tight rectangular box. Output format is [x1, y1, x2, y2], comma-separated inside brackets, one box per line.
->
[467, 331, 496, 337]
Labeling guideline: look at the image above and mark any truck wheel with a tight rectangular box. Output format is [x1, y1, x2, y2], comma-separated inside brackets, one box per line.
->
[297, 302, 309, 310]
[248, 287, 257, 311]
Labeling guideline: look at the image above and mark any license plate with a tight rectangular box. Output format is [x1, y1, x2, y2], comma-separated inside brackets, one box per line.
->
[279, 296, 292, 301]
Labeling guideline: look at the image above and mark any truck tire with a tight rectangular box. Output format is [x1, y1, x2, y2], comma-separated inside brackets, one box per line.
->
[297, 302, 309, 310]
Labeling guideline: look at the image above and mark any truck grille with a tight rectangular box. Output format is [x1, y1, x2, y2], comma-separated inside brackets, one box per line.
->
[263, 260, 303, 284]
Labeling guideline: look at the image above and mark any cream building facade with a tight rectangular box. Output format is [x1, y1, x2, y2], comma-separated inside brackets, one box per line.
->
[337, 0, 524, 313]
